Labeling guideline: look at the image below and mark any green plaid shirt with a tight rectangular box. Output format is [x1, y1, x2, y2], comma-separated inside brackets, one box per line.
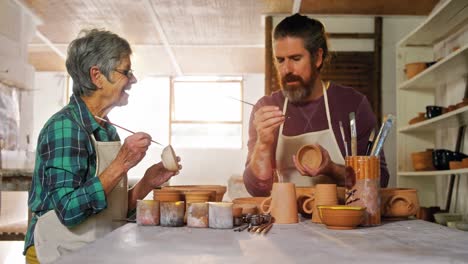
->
[24, 94, 120, 254]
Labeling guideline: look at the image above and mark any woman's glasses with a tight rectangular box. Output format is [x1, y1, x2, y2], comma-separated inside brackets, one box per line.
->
[114, 68, 134, 79]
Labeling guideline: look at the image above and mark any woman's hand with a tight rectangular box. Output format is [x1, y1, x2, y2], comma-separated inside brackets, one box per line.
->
[115, 132, 152, 172]
[143, 158, 182, 189]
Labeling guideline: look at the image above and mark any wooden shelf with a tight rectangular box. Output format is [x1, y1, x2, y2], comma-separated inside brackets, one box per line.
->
[398, 44, 468, 91]
[398, 168, 468, 176]
[399, 106, 468, 133]
[398, 0, 468, 46]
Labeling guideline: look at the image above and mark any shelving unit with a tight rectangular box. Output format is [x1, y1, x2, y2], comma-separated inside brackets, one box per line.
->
[396, 0, 468, 207]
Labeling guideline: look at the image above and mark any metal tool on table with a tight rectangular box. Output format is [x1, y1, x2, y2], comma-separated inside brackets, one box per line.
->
[233, 214, 272, 233]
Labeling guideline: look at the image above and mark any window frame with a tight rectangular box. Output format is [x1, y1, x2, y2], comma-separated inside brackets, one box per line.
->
[169, 76, 244, 148]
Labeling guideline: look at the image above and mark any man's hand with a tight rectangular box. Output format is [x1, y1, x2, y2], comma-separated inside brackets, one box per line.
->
[253, 106, 285, 147]
[293, 144, 333, 177]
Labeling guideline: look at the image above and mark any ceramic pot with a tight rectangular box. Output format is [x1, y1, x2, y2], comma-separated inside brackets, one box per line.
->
[208, 202, 233, 229]
[187, 202, 209, 228]
[380, 188, 419, 218]
[136, 200, 160, 226]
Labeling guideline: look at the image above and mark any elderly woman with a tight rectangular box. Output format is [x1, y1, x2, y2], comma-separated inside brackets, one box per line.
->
[24, 29, 179, 264]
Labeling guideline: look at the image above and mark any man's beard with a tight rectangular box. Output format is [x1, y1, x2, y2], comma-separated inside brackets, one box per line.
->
[281, 73, 315, 103]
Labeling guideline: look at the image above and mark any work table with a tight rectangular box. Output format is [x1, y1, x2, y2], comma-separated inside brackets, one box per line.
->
[54, 219, 468, 263]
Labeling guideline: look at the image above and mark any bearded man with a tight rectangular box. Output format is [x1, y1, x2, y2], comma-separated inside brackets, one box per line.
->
[243, 14, 389, 196]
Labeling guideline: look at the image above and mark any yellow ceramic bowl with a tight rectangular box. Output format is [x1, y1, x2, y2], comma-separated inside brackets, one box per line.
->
[317, 205, 366, 230]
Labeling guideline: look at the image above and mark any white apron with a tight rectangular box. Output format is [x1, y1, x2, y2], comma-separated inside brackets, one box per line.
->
[276, 82, 345, 186]
[34, 135, 128, 264]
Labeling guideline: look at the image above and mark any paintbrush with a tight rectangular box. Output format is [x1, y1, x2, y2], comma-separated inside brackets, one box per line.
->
[94, 116, 163, 146]
[339, 121, 349, 157]
[349, 112, 357, 156]
[365, 129, 376, 155]
[226, 96, 255, 106]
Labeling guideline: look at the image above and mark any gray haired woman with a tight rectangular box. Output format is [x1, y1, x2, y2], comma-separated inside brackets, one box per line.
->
[24, 29, 181, 264]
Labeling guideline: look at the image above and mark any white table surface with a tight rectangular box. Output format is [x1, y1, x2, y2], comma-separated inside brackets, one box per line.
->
[54, 219, 468, 264]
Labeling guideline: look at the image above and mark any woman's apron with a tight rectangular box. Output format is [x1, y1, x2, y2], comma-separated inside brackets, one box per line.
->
[34, 135, 128, 264]
[276, 82, 345, 186]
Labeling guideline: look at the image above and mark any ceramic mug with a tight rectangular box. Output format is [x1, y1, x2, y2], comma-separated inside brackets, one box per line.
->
[302, 184, 338, 223]
[380, 188, 419, 218]
[260, 182, 298, 224]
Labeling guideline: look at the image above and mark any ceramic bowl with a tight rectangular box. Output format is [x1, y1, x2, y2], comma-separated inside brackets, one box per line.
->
[232, 197, 266, 215]
[163, 185, 227, 202]
[317, 205, 366, 230]
[455, 221, 468, 231]
[447, 221, 458, 229]
[411, 150, 435, 171]
[161, 145, 179, 171]
[296, 144, 322, 171]
[433, 213, 463, 226]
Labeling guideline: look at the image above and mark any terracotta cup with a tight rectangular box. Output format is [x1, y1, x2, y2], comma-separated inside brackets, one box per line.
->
[136, 200, 160, 226]
[183, 191, 212, 223]
[380, 188, 419, 218]
[160, 201, 185, 227]
[302, 184, 338, 223]
[345, 156, 381, 226]
[187, 202, 209, 228]
[260, 182, 298, 224]
[208, 202, 234, 229]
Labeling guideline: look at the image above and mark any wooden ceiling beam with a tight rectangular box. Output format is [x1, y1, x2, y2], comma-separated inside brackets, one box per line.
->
[300, 0, 439, 15]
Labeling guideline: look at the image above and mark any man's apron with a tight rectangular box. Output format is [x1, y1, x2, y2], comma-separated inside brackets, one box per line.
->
[34, 135, 127, 263]
[276, 82, 345, 186]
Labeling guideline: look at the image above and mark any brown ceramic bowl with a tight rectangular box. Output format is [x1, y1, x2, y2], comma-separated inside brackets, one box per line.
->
[232, 197, 266, 213]
[411, 150, 435, 171]
[163, 185, 227, 202]
[462, 158, 468, 168]
[449, 161, 463, 170]
[317, 205, 366, 230]
[153, 189, 184, 202]
[296, 144, 322, 171]
[405, 62, 427, 79]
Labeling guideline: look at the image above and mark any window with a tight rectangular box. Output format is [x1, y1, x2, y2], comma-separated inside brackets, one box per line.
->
[170, 76, 243, 149]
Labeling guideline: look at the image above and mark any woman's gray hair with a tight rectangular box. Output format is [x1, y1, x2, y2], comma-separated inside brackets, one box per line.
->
[66, 29, 132, 96]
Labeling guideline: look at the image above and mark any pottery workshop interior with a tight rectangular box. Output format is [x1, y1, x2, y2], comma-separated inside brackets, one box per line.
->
[1, 0, 468, 263]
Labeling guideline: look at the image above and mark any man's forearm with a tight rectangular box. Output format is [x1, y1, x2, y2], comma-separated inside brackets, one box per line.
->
[249, 142, 275, 181]
[243, 142, 275, 196]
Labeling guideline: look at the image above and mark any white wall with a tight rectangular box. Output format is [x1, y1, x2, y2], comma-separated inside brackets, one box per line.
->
[382, 17, 426, 187]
